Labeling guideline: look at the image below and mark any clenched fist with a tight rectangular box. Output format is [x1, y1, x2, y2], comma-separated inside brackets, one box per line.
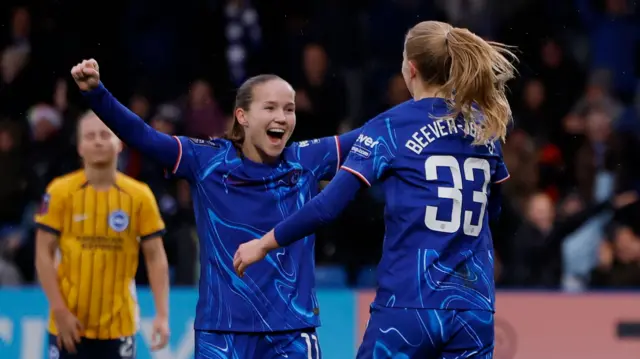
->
[70, 59, 100, 91]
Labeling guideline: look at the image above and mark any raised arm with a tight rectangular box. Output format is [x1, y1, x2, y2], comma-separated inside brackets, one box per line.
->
[234, 117, 395, 275]
[233, 169, 364, 276]
[71, 59, 180, 169]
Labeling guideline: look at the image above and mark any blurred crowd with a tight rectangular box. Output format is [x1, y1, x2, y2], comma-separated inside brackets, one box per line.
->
[1, 0, 640, 291]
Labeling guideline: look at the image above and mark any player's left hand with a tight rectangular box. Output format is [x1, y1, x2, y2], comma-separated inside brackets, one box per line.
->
[150, 316, 170, 351]
[234, 232, 277, 277]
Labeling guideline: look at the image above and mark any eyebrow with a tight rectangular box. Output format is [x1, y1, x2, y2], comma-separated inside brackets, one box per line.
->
[263, 100, 295, 106]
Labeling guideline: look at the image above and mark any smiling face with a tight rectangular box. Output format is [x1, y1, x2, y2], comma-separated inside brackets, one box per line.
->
[234, 76, 296, 162]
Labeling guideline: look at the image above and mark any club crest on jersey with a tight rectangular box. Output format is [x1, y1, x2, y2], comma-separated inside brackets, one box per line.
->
[108, 210, 129, 232]
[39, 193, 51, 215]
[289, 169, 302, 185]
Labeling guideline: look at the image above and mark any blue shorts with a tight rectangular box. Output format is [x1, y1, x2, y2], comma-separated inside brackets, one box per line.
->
[357, 305, 494, 359]
[195, 328, 321, 359]
[48, 333, 135, 359]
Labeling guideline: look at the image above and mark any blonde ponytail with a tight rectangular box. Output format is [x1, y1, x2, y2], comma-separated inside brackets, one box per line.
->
[441, 27, 517, 143]
[404, 21, 518, 144]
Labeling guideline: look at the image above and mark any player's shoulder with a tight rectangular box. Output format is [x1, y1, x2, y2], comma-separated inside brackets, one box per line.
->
[115, 172, 154, 198]
[46, 170, 86, 194]
[176, 136, 232, 160]
[289, 137, 326, 151]
[181, 136, 229, 150]
[375, 100, 414, 120]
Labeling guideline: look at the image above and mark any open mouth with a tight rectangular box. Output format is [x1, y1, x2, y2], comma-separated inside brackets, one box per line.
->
[266, 128, 286, 142]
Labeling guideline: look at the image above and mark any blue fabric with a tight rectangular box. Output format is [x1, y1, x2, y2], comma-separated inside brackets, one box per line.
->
[194, 329, 321, 359]
[357, 305, 494, 359]
[272, 98, 507, 312]
[274, 169, 362, 247]
[83, 83, 361, 332]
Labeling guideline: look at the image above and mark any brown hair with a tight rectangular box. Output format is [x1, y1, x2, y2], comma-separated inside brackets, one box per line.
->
[224, 74, 285, 148]
[405, 21, 517, 143]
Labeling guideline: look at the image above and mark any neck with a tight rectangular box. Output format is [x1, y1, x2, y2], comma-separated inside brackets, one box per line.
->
[241, 141, 278, 165]
[411, 82, 446, 101]
[84, 164, 117, 189]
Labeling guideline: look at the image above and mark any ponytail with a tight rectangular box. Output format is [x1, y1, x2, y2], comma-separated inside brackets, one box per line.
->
[441, 27, 517, 143]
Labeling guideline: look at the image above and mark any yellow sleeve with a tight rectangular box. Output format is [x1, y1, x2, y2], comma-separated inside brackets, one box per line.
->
[34, 180, 66, 236]
[138, 185, 166, 240]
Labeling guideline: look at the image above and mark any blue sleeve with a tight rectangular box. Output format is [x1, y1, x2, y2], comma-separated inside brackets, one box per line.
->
[294, 128, 361, 181]
[336, 128, 362, 162]
[341, 118, 396, 187]
[170, 137, 225, 179]
[492, 142, 510, 184]
[83, 83, 202, 179]
[273, 169, 364, 247]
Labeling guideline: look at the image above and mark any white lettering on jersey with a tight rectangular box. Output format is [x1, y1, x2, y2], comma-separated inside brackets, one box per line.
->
[356, 134, 379, 148]
[405, 118, 495, 155]
[351, 134, 380, 158]
[405, 118, 459, 155]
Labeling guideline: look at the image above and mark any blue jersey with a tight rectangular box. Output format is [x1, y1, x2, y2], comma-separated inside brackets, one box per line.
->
[171, 136, 342, 332]
[342, 98, 509, 312]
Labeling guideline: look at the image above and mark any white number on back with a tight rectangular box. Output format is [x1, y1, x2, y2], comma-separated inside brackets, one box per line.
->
[424, 155, 490, 237]
[301, 332, 320, 359]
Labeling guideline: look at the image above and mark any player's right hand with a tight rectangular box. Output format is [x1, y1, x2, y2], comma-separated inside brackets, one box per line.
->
[70, 59, 100, 91]
[53, 307, 83, 353]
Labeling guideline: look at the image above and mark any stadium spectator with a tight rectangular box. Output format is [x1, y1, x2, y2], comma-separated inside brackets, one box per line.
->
[0, 0, 638, 292]
[182, 79, 227, 139]
[591, 224, 640, 287]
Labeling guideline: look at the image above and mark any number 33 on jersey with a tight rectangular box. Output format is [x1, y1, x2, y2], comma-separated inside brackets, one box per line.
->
[341, 99, 509, 311]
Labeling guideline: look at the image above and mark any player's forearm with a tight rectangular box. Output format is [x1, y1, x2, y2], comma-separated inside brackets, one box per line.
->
[274, 170, 362, 246]
[145, 249, 170, 318]
[35, 250, 67, 312]
[82, 82, 179, 168]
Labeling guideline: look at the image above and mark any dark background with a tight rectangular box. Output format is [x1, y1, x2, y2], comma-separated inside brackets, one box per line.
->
[1, 0, 640, 292]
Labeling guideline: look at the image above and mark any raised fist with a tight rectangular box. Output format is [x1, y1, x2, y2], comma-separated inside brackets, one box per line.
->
[70, 59, 100, 91]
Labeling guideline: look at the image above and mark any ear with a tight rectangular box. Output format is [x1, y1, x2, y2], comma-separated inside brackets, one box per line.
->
[235, 108, 249, 127]
[408, 60, 418, 79]
[115, 139, 123, 154]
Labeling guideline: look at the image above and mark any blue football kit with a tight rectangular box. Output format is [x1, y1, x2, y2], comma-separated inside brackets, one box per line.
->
[274, 98, 509, 358]
[83, 83, 359, 359]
